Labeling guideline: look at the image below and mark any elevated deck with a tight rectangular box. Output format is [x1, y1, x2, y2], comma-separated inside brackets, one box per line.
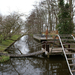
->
[33, 34, 53, 41]
[42, 48, 70, 55]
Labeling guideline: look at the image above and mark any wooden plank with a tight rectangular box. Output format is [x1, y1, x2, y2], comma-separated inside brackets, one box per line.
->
[71, 70, 75, 72]
[69, 64, 75, 66]
[52, 51, 62, 53]
[62, 39, 74, 41]
[52, 48, 63, 51]
[33, 35, 53, 41]
[66, 53, 75, 55]
[42, 48, 63, 55]
[46, 40, 59, 43]
[67, 58, 75, 60]
[59, 34, 74, 75]
[0, 51, 44, 58]
[65, 48, 75, 50]
[63, 43, 75, 45]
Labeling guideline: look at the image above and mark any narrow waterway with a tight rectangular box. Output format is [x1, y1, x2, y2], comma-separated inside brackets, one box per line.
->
[0, 35, 70, 75]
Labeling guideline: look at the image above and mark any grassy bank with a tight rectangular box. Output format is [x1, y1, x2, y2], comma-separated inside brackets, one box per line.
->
[0, 34, 21, 62]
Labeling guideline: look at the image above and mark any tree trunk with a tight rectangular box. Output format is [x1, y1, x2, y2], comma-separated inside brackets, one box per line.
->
[46, 0, 52, 32]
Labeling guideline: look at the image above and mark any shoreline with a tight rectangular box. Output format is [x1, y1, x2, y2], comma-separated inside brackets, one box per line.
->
[0, 34, 24, 62]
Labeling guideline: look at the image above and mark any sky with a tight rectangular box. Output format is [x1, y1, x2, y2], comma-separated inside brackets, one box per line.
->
[0, 0, 75, 21]
[0, 0, 40, 16]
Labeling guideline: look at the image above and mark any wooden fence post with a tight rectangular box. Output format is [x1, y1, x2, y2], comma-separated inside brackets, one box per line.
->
[42, 41, 45, 49]
[68, 45, 70, 48]
[46, 43, 49, 52]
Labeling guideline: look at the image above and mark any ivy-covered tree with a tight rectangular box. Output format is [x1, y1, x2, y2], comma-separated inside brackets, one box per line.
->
[56, 0, 74, 34]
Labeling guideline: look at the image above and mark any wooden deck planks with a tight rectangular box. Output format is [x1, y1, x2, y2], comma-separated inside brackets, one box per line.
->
[71, 70, 75, 72]
[42, 48, 72, 55]
[66, 53, 75, 55]
[68, 58, 75, 60]
[69, 64, 75, 66]
[33, 35, 54, 41]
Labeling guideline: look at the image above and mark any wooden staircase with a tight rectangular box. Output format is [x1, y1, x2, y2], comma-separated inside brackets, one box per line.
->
[58, 34, 75, 75]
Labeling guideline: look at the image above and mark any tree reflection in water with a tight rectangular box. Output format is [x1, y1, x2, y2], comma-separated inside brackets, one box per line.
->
[0, 35, 70, 75]
[0, 56, 70, 75]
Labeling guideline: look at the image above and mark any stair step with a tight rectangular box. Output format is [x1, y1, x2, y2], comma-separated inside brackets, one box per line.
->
[66, 53, 75, 55]
[62, 39, 74, 41]
[63, 43, 75, 45]
[52, 51, 62, 53]
[52, 48, 63, 51]
[71, 70, 75, 72]
[65, 48, 75, 50]
[67, 58, 75, 60]
[69, 64, 75, 66]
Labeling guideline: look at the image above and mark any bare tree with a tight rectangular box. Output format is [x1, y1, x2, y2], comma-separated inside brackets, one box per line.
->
[0, 12, 24, 41]
[25, 0, 74, 34]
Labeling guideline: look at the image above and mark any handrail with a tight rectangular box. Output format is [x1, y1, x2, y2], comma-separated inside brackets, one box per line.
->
[71, 35, 75, 41]
[57, 34, 73, 75]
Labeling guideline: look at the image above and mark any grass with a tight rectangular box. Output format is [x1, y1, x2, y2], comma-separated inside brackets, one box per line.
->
[0, 46, 6, 52]
[2, 40, 14, 46]
[0, 34, 21, 50]
[0, 34, 21, 62]
[0, 55, 10, 63]
[11, 34, 21, 40]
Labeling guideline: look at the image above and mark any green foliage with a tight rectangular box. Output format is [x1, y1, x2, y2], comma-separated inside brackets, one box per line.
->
[11, 34, 21, 40]
[0, 35, 21, 51]
[0, 46, 6, 51]
[0, 34, 21, 62]
[65, 3, 69, 8]
[2, 40, 14, 46]
[57, 0, 74, 34]
[58, 0, 64, 7]
[0, 55, 10, 62]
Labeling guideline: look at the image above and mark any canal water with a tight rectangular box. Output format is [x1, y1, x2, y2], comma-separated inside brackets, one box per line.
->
[0, 35, 70, 75]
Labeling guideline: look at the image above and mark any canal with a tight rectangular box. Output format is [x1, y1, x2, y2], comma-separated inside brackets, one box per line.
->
[0, 35, 70, 75]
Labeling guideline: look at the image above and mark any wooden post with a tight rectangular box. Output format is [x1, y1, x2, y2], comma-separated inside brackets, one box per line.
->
[46, 43, 49, 52]
[42, 41, 45, 49]
[46, 42, 49, 58]
[59, 42, 61, 47]
[68, 45, 70, 48]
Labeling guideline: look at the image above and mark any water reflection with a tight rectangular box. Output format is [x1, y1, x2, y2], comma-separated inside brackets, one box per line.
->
[8, 35, 41, 54]
[0, 56, 70, 75]
[14, 35, 29, 54]
[8, 35, 30, 54]
[0, 35, 71, 75]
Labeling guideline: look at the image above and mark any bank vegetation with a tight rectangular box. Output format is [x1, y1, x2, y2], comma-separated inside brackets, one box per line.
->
[0, 12, 24, 62]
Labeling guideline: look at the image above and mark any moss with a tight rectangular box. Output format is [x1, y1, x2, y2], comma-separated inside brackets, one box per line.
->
[0, 46, 6, 52]
[29, 34, 33, 36]
[11, 35, 21, 40]
[0, 55, 10, 63]
[1, 35, 21, 47]
[2, 40, 14, 46]
[0, 34, 21, 62]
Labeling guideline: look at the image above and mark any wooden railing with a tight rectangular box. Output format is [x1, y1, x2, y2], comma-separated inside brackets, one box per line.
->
[57, 34, 73, 75]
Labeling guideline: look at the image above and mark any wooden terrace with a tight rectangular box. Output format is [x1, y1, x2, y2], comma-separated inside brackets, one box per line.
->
[33, 34, 55, 41]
